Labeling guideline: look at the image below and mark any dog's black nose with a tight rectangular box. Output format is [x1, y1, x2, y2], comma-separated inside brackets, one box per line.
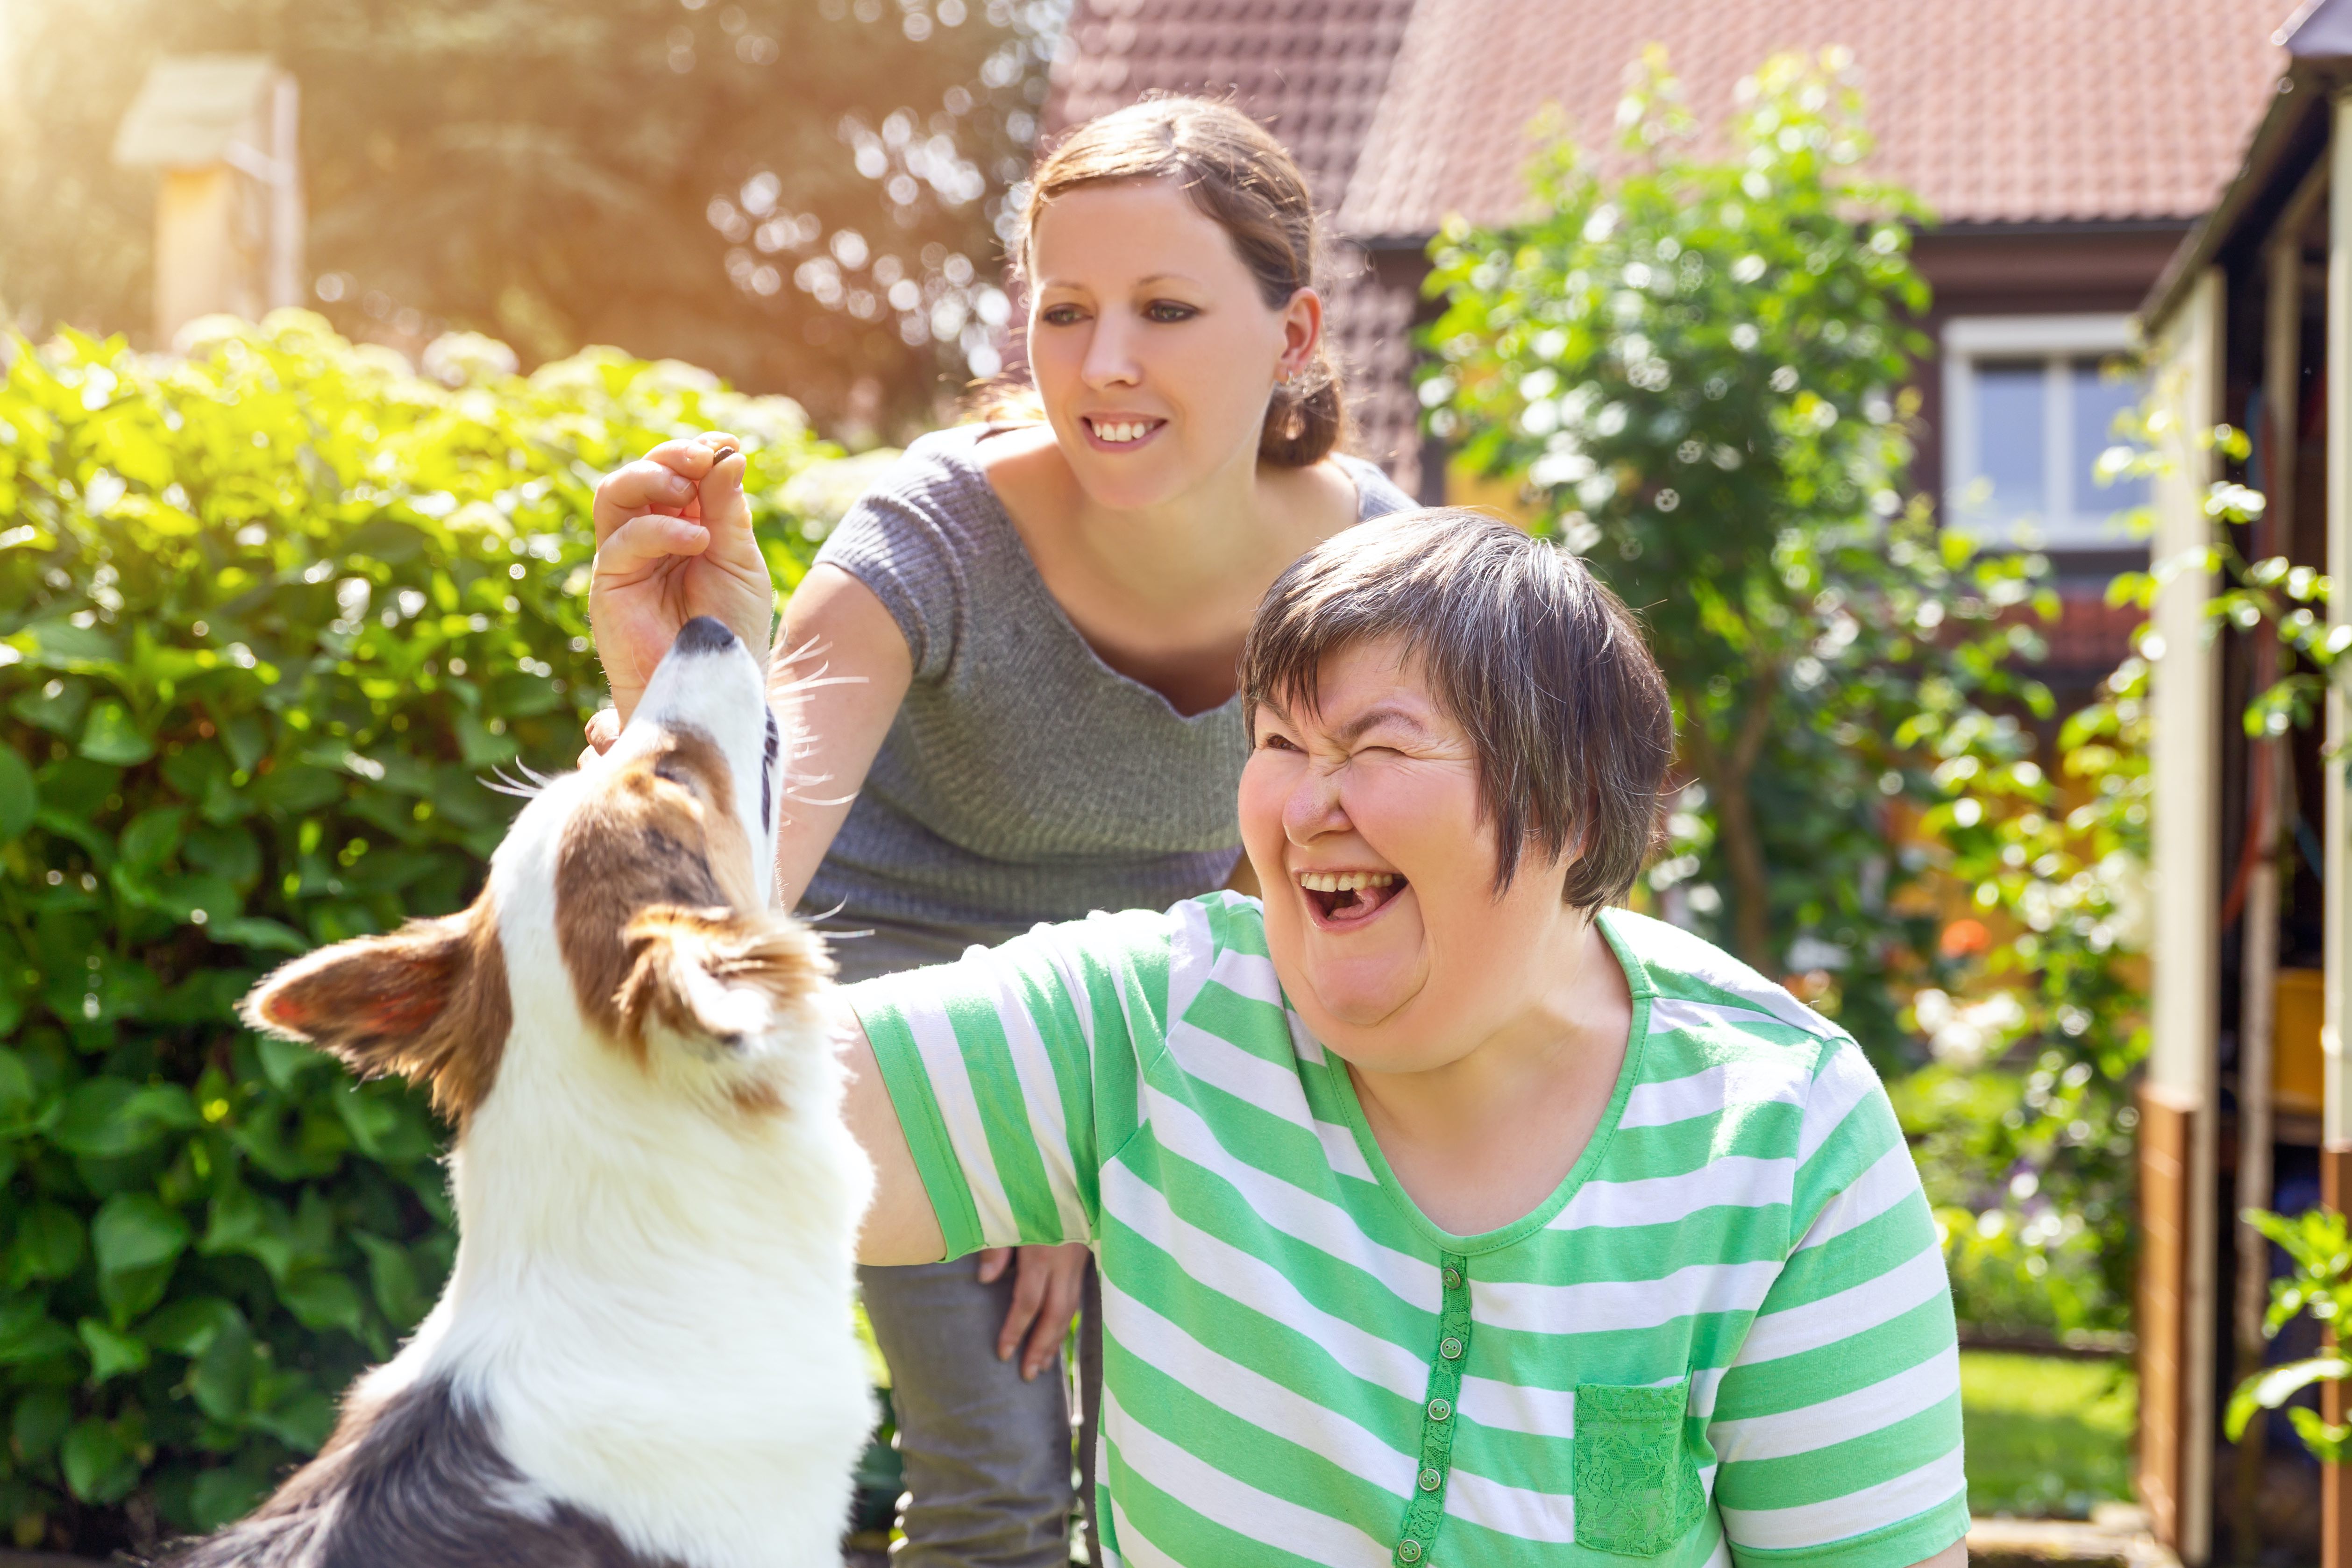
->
[673, 616, 741, 656]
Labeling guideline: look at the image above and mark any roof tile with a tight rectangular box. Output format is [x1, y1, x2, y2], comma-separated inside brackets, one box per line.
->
[1337, 0, 2289, 235]
[1048, 0, 2290, 235]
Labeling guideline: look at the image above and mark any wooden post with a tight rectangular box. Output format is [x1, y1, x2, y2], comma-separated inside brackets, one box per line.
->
[2233, 199, 2318, 1559]
[2324, 84, 2352, 1568]
[2146, 266, 2224, 1565]
[2143, 1085, 2198, 1547]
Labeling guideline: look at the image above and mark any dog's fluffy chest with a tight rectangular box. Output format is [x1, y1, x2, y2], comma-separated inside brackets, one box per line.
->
[413, 1053, 876, 1568]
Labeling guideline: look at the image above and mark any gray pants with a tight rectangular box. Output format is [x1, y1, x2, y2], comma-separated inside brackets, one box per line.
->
[860, 1259, 1101, 1568]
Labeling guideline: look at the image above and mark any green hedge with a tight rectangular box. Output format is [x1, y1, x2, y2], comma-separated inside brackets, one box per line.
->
[0, 313, 835, 1555]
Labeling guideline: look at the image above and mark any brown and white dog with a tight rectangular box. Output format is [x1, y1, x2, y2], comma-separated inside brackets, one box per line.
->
[168, 616, 874, 1568]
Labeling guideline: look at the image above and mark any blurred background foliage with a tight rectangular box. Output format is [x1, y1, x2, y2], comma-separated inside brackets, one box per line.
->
[0, 0, 1069, 440]
[0, 312, 842, 1555]
[1422, 51, 2152, 1339]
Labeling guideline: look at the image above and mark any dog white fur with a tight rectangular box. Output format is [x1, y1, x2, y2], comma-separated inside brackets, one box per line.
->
[172, 617, 873, 1568]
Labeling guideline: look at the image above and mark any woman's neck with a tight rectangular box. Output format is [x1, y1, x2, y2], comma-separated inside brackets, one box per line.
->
[1347, 916, 1634, 1237]
[985, 423, 1322, 607]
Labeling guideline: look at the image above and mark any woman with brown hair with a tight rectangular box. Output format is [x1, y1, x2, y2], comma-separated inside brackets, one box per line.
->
[585, 96, 1411, 1565]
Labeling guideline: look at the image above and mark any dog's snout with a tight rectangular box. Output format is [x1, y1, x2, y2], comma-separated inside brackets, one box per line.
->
[673, 616, 741, 657]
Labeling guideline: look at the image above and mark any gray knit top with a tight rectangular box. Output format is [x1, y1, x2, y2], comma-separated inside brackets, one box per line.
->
[800, 422, 1413, 981]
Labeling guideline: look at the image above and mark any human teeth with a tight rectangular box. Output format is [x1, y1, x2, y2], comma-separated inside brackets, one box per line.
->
[1299, 872, 1397, 892]
[1093, 419, 1152, 443]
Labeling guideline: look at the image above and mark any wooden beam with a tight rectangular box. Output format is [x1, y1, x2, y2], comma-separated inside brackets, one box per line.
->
[2324, 84, 2352, 1568]
[2141, 1085, 2197, 1549]
[2147, 264, 2224, 1564]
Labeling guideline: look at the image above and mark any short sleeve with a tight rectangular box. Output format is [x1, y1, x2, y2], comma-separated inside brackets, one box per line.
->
[1705, 1037, 1968, 1568]
[847, 905, 1175, 1259]
[1341, 453, 1417, 520]
[810, 440, 971, 682]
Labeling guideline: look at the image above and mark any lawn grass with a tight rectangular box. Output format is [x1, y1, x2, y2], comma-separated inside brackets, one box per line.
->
[1960, 1350, 2137, 1519]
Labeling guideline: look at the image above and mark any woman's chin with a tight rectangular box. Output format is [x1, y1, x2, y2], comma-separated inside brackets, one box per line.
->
[1295, 958, 1420, 1033]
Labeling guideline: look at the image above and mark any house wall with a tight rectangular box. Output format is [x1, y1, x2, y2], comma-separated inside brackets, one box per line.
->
[1352, 220, 2185, 670]
[1911, 221, 2195, 505]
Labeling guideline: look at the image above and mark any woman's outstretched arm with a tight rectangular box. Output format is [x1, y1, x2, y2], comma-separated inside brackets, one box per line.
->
[763, 564, 914, 911]
[837, 999, 947, 1266]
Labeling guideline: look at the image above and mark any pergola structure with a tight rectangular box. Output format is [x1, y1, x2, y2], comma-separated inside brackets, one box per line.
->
[2142, 1, 2352, 1561]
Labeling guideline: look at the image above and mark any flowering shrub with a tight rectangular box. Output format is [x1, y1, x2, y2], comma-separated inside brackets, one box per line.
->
[0, 313, 835, 1554]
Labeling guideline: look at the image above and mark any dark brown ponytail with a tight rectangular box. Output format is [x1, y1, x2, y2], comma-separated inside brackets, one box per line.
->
[1006, 94, 1350, 468]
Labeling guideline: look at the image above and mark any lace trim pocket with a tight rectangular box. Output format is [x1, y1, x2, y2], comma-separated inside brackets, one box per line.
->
[1573, 1377, 1703, 1558]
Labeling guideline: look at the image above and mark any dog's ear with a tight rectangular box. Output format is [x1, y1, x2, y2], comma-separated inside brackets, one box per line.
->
[240, 901, 512, 1123]
[614, 905, 831, 1059]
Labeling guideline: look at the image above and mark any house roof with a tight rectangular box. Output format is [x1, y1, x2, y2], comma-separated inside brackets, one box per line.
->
[1047, 0, 1421, 214]
[2142, 0, 2352, 329]
[1049, 0, 2292, 241]
[112, 55, 279, 170]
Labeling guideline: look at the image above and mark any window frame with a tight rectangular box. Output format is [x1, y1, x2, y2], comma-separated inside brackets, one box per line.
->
[1940, 312, 2144, 551]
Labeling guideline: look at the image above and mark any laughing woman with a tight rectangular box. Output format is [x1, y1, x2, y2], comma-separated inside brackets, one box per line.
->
[840, 511, 1971, 1568]
[585, 99, 1411, 1566]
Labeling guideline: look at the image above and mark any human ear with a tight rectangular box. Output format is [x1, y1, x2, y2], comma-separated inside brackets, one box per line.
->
[1276, 286, 1324, 380]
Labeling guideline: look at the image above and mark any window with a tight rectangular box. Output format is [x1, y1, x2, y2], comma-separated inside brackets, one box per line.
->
[1941, 314, 2149, 551]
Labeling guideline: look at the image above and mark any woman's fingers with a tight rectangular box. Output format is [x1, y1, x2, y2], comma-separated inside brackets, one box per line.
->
[592, 511, 713, 579]
[995, 1265, 1043, 1365]
[583, 707, 621, 756]
[592, 457, 700, 545]
[996, 1243, 1090, 1380]
[590, 435, 743, 537]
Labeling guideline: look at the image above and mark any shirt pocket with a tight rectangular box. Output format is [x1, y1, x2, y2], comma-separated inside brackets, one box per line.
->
[1573, 1377, 1703, 1558]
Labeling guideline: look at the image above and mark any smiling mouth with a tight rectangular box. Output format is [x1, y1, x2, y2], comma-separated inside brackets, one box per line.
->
[1085, 416, 1165, 446]
[1299, 871, 1406, 926]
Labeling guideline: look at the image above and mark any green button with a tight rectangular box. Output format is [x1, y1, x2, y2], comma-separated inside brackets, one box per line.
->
[1439, 1335, 1463, 1361]
[1427, 1397, 1452, 1422]
[1442, 1266, 1463, 1290]
[1398, 1540, 1424, 1564]
[1419, 1466, 1443, 1492]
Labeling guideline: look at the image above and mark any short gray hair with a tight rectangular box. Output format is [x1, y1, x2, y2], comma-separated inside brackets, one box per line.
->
[1240, 509, 1673, 911]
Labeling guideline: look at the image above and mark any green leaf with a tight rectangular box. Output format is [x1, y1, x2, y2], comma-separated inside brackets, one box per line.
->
[0, 744, 36, 841]
[343, 516, 428, 563]
[0, 1298, 77, 1366]
[0, 1044, 34, 1123]
[48, 1077, 197, 1157]
[352, 1230, 428, 1328]
[10, 1387, 72, 1462]
[278, 1268, 366, 1334]
[91, 1191, 191, 1320]
[140, 1294, 242, 1356]
[77, 1316, 150, 1381]
[12, 675, 89, 735]
[9, 1201, 86, 1284]
[2289, 1405, 2352, 1464]
[213, 915, 313, 954]
[255, 1034, 328, 1091]
[80, 698, 156, 765]
[191, 1462, 269, 1529]
[245, 763, 343, 814]
[250, 1386, 337, 1451]
[118, 804, 187, 874]
[188, 1312, 257, 1422]
[453, 710, 517, 768]
[219, 712, 270, 773]
[61, 1416, 140, 1502]
[2226, 1355, 2352, 1440]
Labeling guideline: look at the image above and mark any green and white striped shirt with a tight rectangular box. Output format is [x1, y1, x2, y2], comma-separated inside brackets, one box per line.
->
[854, 894, 1966, 1568]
